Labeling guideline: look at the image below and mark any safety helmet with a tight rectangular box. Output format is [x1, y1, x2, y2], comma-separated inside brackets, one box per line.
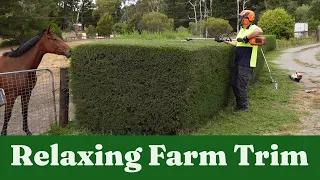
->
[239, 10, 255, 25]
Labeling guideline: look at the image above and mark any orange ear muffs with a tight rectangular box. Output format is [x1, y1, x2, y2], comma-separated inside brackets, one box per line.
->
[242, 18, 250, 25]
[240, 11, 255, 25]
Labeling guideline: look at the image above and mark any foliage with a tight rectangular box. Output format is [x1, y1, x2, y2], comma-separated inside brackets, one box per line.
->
[309, 0, 320, 20]
[141, 12, 174, 32]
[127, 13, 143, 32]
[94, 0, 121, 16]
[203, 17, 233, 38]
[0, 0, 56, 41]
[264, 0, 298, 15]
[308, 19, 320, 30]
[188, 22, 199, 36]
[176, 26, 189, 33]
[96, 13, 115, 36]
[295, 4, 311, 22]
[258, 8, 295, 39]
[113, 22, 128, 34]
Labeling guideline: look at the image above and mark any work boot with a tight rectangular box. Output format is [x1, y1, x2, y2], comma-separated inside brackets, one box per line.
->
[233, 108, 248, 114]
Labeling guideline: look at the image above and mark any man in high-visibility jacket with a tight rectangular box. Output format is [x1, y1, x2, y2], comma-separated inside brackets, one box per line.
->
[225, 10, 263, 114]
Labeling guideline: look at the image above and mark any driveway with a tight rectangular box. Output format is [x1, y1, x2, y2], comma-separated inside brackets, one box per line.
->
[273, 43, 320, 135]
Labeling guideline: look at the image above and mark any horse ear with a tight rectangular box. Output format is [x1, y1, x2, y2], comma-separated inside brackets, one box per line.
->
[50, 27, 55, 33]
[46, 25, 51, 33]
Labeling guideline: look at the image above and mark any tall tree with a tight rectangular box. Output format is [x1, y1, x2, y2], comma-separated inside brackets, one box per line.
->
[0, 0, 60, 41]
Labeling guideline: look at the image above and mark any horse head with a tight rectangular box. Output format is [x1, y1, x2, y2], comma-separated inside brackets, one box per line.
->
[42, 26, 71, 58]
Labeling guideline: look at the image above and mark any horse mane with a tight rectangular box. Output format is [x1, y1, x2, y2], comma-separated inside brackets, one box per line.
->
[2, 29, 46, 58]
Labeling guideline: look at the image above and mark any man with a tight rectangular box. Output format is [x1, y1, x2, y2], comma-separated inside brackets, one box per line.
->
[225, 10, 263, 114]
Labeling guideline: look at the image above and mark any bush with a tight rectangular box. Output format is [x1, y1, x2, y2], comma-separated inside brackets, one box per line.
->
[308, 19, 320, 30]
[70, 36, 276, 135]
[127, 13, 143, 32]
[176, 26, 189, 33]
[113, 22, 128, 34]
[258, 8, 295, 39]
[203, 18, 233, 38]
[87, 25, 97, 39]
[142, 12, 174, 33]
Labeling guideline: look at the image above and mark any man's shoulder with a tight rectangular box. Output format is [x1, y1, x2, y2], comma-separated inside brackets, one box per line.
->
[250, 24, 259, 29]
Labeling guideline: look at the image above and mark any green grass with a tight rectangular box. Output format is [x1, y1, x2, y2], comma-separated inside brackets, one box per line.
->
[45, 121, 92, 136]
[194, 51, 301, 135]
[316, 52, 320, 61]
[276, 37, 318, 50]
[117, 30, 193, 40]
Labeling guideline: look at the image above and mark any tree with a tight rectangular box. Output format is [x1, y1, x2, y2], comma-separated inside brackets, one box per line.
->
[163, 0, 191, 28]
[141, 12, 174, 32]
[95, 0, 121, 15]
[136, 0, 165, 13]
[258, 8, 295, 39]
[0, 0, 60, 41]
[309, 0, 320, 20]
[96, 13, 115, 36]
[295, 4, 311, 22]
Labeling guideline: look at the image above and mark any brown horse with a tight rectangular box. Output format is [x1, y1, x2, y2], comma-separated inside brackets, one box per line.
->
[0, 26, 71, 136]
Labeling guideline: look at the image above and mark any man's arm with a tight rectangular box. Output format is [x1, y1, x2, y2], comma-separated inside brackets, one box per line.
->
[224, 41, 237, 46]
[247, 27, 263, 39]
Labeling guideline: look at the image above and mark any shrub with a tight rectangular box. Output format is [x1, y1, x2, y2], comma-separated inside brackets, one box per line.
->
[176, 26, 189, 33]
[127, 13, 143, 32]
[203, 18, 233, 38]
[307, 18, 320, 30]
[87, 25, 97, 39]
[142, 12, 174, 33]
[113, 22, 128, 34]
[258, 8, 295, 39]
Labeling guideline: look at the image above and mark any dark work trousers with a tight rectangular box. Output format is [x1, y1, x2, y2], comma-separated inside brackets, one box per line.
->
[231, 64, 254, 109]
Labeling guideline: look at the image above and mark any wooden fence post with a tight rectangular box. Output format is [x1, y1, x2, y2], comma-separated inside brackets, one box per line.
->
[59, 68, 69, 127]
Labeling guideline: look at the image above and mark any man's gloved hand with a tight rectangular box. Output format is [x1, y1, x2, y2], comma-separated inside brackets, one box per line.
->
[242, 36, 250, 43]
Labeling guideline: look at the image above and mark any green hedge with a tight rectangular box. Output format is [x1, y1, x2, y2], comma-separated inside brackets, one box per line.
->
[70, 37, 276, 135]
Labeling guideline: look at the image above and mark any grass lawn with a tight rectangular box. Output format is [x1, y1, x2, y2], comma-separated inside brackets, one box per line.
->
[195, 51, 301, 135]
[46, 50, 301, 136]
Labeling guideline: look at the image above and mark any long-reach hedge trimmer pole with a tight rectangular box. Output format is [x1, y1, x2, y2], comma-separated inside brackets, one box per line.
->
[260, 48, 278, 91]
[186, 34, 233, 42]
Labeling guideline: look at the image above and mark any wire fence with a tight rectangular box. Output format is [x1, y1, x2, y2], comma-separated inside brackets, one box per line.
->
[0, 69, 57, 135]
